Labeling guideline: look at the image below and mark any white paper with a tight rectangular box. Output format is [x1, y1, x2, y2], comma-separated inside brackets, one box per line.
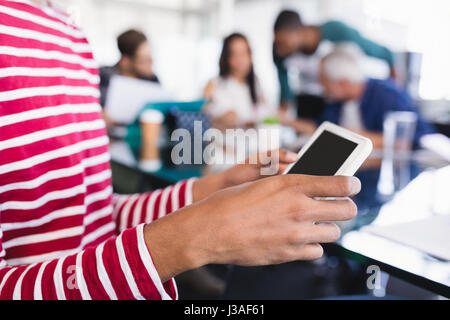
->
[104, 75, 172, 124]
[420, 133, 450, 162]
[363, 215, 450, 261]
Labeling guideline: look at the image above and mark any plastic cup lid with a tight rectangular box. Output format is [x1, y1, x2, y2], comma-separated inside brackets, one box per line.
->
[138, 159, 162, 172]
[140, 109, 164, 124]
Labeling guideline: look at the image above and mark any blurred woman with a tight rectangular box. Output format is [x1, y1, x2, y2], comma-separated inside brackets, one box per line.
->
[204, 33, 268, 129]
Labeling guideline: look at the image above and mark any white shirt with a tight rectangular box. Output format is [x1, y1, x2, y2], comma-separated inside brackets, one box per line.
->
[340, 100, 364, 130]
[284, 41, 334, 96]
[205, 76, 269, 124]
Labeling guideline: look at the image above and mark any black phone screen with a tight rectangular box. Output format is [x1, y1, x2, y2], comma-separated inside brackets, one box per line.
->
[287, 130, 358, 176]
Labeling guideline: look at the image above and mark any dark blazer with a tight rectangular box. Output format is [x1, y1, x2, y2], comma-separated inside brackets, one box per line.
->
[319, 78, 435, 145]
[99, 65, 159, 107]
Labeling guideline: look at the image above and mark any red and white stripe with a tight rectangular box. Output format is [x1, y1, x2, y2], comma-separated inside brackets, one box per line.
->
[0, 0, 194, 300]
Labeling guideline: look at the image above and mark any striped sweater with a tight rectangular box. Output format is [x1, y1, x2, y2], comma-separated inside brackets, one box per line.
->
[0, 0, 195, 300]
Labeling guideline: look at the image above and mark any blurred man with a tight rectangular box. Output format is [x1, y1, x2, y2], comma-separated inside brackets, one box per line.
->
[273, 10, 396, 120]
[99, 29, 159, 107]
[284, 47, 435, 148]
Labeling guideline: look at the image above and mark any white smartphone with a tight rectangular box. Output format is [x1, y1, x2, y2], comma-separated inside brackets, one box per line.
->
[283, 121, 373, 176]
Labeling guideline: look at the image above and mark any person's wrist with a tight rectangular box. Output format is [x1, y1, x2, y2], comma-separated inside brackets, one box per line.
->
[216, 169, 236, 189]
[143, 206, 211, 282]
[144, 210, 207, 282]
[192, 171, 230, 202]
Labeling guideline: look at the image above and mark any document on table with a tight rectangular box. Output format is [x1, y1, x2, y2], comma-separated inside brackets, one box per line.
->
[104, 75, 172, 124]
[362, 215, 450, 261]
[420, 133, 450, 162]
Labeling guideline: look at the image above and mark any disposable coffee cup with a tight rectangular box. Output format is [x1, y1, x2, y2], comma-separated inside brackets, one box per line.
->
[140, 109, 164, 145]
[138, 159, 162, 172]
[140, 109, 164, 162]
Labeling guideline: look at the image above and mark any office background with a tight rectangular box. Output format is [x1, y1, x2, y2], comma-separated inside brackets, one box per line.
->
[54, 0, 450, 122]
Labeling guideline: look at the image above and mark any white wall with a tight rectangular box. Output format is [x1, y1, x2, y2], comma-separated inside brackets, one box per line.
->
[56, 0, 217, 100]
[55, 0, 450, 103]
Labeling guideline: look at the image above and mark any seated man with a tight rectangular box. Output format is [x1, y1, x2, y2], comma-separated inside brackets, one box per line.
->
[99, 29, 159, 127]
[99, 29, 159, 106]
[284, 46, 435, 148]
[0, 0, 359, 300]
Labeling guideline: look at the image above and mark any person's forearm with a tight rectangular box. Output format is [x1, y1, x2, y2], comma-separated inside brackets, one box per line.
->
[143, 203, 210, 283]
[142, 173, 237, 283]
[142, 172, 238, 282]
[284, 118, 317, 135]
[192, 171, 229, 202]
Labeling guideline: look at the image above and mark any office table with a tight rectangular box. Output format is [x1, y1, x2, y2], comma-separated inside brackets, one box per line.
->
[109, 138, 450, 298]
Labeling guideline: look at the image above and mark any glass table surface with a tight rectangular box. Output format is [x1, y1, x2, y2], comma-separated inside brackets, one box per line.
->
[109, 138, 450, 297]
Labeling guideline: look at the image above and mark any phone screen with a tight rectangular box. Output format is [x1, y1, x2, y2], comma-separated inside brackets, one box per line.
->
[287, 130, 358, 176]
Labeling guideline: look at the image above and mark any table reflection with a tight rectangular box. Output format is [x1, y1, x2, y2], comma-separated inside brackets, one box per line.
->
[338, 164, 450, 295]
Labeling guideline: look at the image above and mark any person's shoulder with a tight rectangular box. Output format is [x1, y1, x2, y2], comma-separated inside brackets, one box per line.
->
[99, 65, 117, 73]
[322, 20, 348, 28]
[212, 76, 232, 88]
[0, 0, 83, 33]
[367, 78, 406, 102]
[99, 65, 118, 78]
[48, 2, 72, 20]
[321, 20, 357, 41]
[369, 78, 400, 93]
[203, 78, 219, 99]
[98, 65, 119, 87]
[207, 77, 221, 88]
[321, 20, 352, 32]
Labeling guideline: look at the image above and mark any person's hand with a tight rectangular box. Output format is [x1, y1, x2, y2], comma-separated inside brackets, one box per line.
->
[212, 111, 239, 130]
[144, 174, 361, 282]
[221, 149, 298, 187]
[278, 101, 293, 113]
[192, 149, 298, 202]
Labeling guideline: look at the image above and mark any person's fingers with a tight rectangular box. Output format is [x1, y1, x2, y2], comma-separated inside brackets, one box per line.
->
[286, 222, 341, 245]
[304, 198, 358, 222]
[293, 243, 324, 261]
[275, 243, 324, 263]
[276, 148, 298, 164]
[283, 175, 361, 198]
[310, 222, 342, 243]
[277, 163, 290, 174]
[246, 148, 297, 167]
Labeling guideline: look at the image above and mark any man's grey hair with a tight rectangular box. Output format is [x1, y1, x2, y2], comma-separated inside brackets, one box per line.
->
[322, 43, 366, 83]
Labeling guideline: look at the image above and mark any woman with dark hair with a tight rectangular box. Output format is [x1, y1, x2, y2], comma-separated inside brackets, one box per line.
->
[204, 33, 268, 129]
